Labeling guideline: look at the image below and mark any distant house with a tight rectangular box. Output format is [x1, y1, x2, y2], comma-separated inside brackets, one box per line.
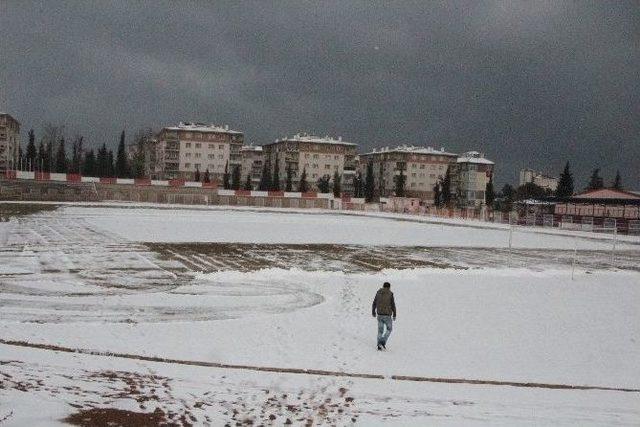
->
[555, 188, 640, 220]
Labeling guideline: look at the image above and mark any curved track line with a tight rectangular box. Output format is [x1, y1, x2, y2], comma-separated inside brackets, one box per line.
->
[2, 339, 638, 393]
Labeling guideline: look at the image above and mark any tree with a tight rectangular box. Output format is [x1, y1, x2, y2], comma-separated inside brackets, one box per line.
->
[107, 150, 115, 177]
[37, 140, 46, 172]
[115, 130, 129, 178]
[26, 129, 37, 171]
[433, 182, 441, 207]
[194, 168, 200, 182]
[223, 161, 230, 189]
[485, 174, 495, 207]
[231, 165, 241, 190]
[353, 172, 363, 198]
[41, 123, 64, 173]
[394, 166, 406, 197]
[441, 166, 451, 206]
[499, 183, 515, 212]
[516, 182, 546, 200]
[612, 170, 622, 190]
[70, 136, 83, 174]
[203, 169, 210, 183]
[272, 156, 280, 191]
[298, 168, 308, 193]
[556, 161, 574, 198]
[332, 171, 341, 197]
[243, 173, 253, 190]
[587, 168, 604, 190]
[258, 163, 271, 191]
[364, 161, 375, 202]
[285, 164, 293, 192]
[317, 175, 331, 193]
[83, 149, 96, 176]
[96, 144, 108, 177]
[131, 129, 151, 179]
[54, 137, 68, 173]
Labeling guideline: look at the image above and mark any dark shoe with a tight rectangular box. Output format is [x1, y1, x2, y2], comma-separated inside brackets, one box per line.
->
[377, 344, 382, 350]
[381, 343, 386, 349]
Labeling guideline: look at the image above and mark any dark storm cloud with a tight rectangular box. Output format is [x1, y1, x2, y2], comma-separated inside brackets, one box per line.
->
[1, 1, 638, 187]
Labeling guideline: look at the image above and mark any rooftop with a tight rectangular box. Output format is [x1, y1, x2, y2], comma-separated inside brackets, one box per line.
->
[163, 121, 243, 135]
[362, 144, 457, 156]
[456, 151, 494, 165]
[240, 145, 263, 152]
[273, 133, 356, 146]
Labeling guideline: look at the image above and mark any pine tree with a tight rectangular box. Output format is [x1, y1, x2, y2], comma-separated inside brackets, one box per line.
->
[364, 161, 375, 202]
[96, 144, 108, 177]
[332, 170, 341, 197]
[107, 150, 115, 177]
[485, 174, 495, 207]
[115, 130, 129, 178]
[83, 149, 96, 176]
[441, 166, 451, 205]
[298, 168, 308, 193]
[231, 165, 241, 190]
[612, 170, 622, 190]
[556, 161, 574, 198]
[272, 156, 280, 191]
[285, 164, 293, 192]
[587, 168, 604, 190]
[46, 140, 54, 172]
[131, 131, 147, 179]
[55, 137, 68, 173]
[433, 182, 441, 207]
[353, 172, 363, 198]
[70, 141, 79, 174]
[203, 169, 210, 183]
[37, 141, 46, 171]
[259, 163, 272, 191]
[394, 166, 406, 197]
[243, 173, 252, 190]
[223, 161, 230, 189]
[26, 129, 37, 171]
[500, 183, 515, 212]
[317, 175, 331, 193]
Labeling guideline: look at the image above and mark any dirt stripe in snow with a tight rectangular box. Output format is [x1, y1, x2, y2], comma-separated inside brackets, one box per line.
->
[1, 338, 638, 394]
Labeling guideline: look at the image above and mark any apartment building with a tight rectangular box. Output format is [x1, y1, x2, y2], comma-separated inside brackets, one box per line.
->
[262, 133, 357, 190]
[0, 113, 20, 172]
[155, 122, 243, 180]
[519, 168, 558, 192]
[358, 145, 458, 201]
[240, 145, 264, 189]
[451, 151, 495, 207]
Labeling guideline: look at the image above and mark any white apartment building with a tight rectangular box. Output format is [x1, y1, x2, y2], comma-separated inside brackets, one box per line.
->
[451, 151, 495, 207]
[358, 145, 458, 201]
[262, 133, 357, 190]
[519, 168, 558, 192]
[154, 122, 243, 180]
[0, 113, 20, 172]
[240, 145, 264, 189]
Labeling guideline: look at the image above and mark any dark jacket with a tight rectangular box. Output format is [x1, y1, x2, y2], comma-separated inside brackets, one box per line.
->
[372, 288, 396, 317]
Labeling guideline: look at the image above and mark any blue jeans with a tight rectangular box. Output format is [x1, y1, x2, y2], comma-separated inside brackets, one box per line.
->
[377, 315, 393, 346]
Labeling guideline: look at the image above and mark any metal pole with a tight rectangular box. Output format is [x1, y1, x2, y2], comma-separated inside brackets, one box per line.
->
[571, 237, 577, 280]
[508, 215, 513, 267]
[611, 226, 617, 266]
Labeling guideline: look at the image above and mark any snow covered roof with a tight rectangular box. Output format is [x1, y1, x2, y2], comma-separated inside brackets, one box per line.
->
[240, 145, 263, 152]
[274, 133, 356, 146]
[362, 144, 457, 156]
[456, 151, 494, 165]
[163, 122, 243, 135]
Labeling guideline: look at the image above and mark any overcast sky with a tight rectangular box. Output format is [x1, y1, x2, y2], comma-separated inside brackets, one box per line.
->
[1, 1, 638, 188]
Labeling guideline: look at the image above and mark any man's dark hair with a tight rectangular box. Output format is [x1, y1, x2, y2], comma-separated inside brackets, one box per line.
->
[383, 282, 391, 288]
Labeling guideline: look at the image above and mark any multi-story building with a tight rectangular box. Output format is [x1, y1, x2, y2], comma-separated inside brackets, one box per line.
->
[262, 133, 357, 191]
[0, 113, 20, 172]
[155, 122, 243, 180]
[519, 168, 558, 192]
[358, 145, 458, 201]
[451, 151, 495, 207]
[240, 145, 264, 189]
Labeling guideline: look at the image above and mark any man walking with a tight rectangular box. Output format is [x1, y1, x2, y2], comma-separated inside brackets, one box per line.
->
[372, 282, 396, 350]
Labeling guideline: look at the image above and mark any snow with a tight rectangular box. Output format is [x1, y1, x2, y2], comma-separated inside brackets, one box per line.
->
[1, 203, 639, 425]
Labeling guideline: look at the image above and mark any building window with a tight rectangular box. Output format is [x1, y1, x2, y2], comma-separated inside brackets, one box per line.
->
[186, 142, 191, 148]
[313, 154, 319, 159]
[208, 144, 214, 149]
[195, 143, 201, 148]
[185, 153, 191, 158]
[194, 163, 201, 169]
[412, 164, 416, 169]
[312, 173, 318, 178]
[185, 163, 191, 168]
[219, 144, 224, 149]
[420, 164, 425, 169]
[208, 154, 214, 159]
[411, 182, 416, 187]
[195, 153, 201, 158]
[325, 164, 331, 170]
[411, 173, 416, 177]
[218, 154, 224, 159]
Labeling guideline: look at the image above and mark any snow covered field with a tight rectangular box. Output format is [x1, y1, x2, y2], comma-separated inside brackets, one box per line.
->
[1, 203, 639, 425]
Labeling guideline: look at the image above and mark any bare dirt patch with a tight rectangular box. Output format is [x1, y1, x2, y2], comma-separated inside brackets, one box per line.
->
[0, 203, 60, 221]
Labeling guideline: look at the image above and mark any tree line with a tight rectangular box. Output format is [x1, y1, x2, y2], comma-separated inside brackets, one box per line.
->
[18, 125, 151, 178]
